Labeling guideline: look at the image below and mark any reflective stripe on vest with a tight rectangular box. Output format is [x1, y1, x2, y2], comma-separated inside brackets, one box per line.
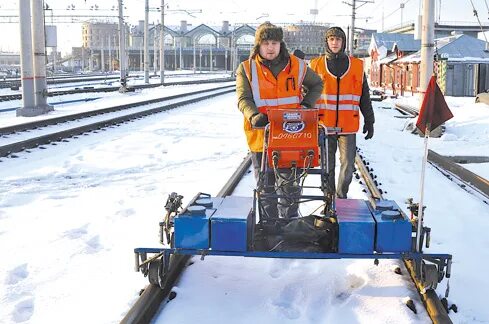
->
[242, 55, 306, 152]
[314, 103, 360, 111]
[248, 57, 306, 110]
[309, 55, 364, 134]
[319, 94, 361, 102]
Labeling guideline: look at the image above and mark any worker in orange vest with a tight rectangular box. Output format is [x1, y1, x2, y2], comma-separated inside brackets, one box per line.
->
[236, 22, 323, 218]
[309, 27, 375, 198]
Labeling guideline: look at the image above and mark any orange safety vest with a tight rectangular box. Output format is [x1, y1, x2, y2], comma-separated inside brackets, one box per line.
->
[243, 55, 306, 152]
[309, 55, 363, 134]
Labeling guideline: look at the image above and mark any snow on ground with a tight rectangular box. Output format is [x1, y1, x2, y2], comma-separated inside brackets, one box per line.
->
[0, 71, 232, 114]
[0, 85, 488, 323]
[0, 81, 235, 128]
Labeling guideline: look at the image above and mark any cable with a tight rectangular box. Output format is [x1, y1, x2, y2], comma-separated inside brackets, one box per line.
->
[468, 0, 489, 43]
[369, 0, 413, 26]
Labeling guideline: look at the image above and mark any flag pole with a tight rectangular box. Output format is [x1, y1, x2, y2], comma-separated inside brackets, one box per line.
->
[416, 123, 430, 252]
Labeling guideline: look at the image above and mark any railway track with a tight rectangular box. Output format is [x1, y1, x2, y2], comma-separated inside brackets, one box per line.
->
[0, 85, 235, 158]
[0, 77, 235, 102]
[4, 86, 476, 321]
[427, 150, 489, 204]
[0, 73, 120, 89]
[121, 154, 253, 324]
[0, 72, 230, 89]
[355, 150, 453, 323]
[120, 145, 476, 323]
[395, 103, 419, 116]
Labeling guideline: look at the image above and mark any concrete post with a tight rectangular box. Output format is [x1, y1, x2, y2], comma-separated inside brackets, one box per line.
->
[81, 48, 85, 71]
[52, 47, 56, 73]
[89, 50, 94, 71]
[118, 0, 127, 92]
[210, 44, 213, 71]
[419, 0, 435, 93]
[101, 35, 105, 72]
[17, 0, 36, 116]
[144, 0, 149, 83]
[140, 40, 143, 71]
[174, 38, 177, 70]
[193, 38, 196, 74]
[225, 48, 228, 73]
[350, 0, 356, 56]
[160, 0, 165, 84]
[179, 40, 183, 69]
[153, 28, 158, 75]
[29, 0, 52, 115]
[108, 36, 112, 71]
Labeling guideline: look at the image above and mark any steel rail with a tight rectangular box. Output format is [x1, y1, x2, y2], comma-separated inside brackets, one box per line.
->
[120, 146, 462, 324]
[0, 73, 235, 89]
[120, 154, 252, 324]
[0, 74, 120, 89]
[0, 85, 234, 136]
[0, 88, 235, 158]
[355, 152, 453, 324]
[395, 103, 419, 116]
[0, 77, 235, 102]
[428, 149, 489, 202]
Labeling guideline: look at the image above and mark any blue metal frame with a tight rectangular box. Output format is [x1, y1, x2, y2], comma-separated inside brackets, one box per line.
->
[135, 247, 451, 262]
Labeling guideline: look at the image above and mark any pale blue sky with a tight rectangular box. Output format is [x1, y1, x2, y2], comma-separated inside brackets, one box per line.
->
[0, 0, 487, 54]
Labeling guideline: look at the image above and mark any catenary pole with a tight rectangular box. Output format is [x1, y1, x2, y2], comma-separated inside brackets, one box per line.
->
[17, 0, 35, 116]
[144, 0, 149, 83]
[350, 0, 356, 56]
[159, 0, 165, 84]
[118, 0, 127, 92]
[30, 0, 52, 114]
[419, 0, 435, 93]
[416, 0, 435, 253]
[154, 27, 158, 75]
[101, 35, 105, 72]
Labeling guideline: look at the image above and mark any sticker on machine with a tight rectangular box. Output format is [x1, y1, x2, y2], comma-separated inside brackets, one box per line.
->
[283, 121, 305, 133]
[283, 112, 302, 121]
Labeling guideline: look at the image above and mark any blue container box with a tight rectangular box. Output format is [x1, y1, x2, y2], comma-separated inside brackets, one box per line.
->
[336, 199, 375, 254]
[210, 196, 253, 252]
[372, 200, 412, 252]
[174, 197, 223, 250]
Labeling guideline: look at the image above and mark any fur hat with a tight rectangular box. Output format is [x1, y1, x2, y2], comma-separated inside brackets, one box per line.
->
[250, 22, 288, 60]
[254, 22, 284, 46]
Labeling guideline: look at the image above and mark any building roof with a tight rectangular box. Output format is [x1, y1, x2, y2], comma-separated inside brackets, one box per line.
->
[391, 38, 421, 52]
[378, 53, 398, 65]
[437, 34, 489, 61]
[369, 33, 420, 57]
[396, 34, 489, 63]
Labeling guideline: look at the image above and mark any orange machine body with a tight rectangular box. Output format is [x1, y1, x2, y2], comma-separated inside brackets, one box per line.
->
[266, 109, 320, 169]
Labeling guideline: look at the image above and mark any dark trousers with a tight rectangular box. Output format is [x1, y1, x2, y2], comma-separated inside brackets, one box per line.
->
[251, 152, 301, 218]
[326, 134, 356, 199]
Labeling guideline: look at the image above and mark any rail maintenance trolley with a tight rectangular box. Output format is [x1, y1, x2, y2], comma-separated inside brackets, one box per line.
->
[133, 108, 453, 310]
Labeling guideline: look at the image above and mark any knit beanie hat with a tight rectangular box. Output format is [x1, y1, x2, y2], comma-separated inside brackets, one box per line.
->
[254, 22, 283, 46]
[324, 26, 347, 59]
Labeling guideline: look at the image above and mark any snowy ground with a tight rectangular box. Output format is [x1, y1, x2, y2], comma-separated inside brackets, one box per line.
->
[0, 81, 235, 127]
[0, 87, 488, 323]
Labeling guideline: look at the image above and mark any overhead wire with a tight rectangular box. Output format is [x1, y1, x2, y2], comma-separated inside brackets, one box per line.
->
[368, 0, 413, 26]
[468, 0, 489, 44]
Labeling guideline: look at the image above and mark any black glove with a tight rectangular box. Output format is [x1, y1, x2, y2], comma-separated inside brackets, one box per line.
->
[363, 122, 374, 140]
[250, 113, 269, 128]
[293, 49, 306, 60]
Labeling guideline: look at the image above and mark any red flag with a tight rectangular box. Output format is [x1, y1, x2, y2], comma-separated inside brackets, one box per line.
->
[416, 76, 454, 135]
